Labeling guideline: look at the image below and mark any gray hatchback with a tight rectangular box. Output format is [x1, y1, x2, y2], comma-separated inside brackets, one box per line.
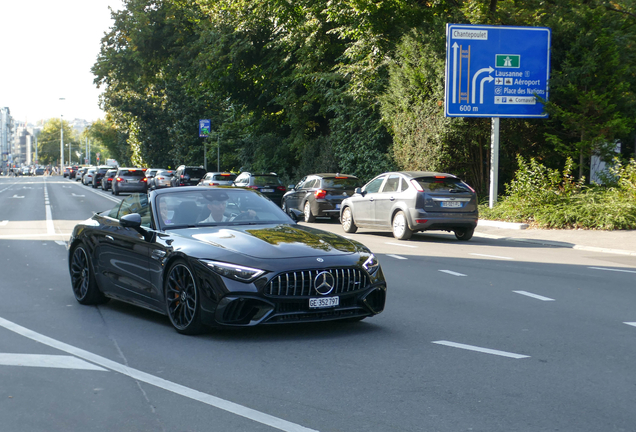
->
[112, 168, 148, 195]
[340, 171, 478, 240]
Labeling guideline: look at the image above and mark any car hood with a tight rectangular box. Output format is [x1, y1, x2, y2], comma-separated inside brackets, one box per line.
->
[170, 223, 360, 259]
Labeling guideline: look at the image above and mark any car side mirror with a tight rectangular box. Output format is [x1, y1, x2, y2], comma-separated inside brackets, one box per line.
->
[287, 208, 304, 223]
[288, 184, 295, 190]
[120, 213, 142, 228]
[355, 187, 366, 197]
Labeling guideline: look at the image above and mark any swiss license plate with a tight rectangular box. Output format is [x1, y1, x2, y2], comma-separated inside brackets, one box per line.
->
[309, 296, 339, 309]
[261, 188, 274, 193]
[442, 201, 462, 208]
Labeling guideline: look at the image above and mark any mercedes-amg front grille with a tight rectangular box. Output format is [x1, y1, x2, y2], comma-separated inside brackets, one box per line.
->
[264, 268, 369, 297]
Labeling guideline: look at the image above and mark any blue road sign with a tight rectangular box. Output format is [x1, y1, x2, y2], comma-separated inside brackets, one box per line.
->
[445, 24, 551, 118]
[199, 119, 211, 137]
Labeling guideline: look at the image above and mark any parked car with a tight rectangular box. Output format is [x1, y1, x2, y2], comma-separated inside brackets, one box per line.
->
[111, 168, 148, 195]
[68, 186, 386, 334]
[171, 165, 208, 187]
[76, 167, 88, 182]
[92, 165, 115, 188]
[282, 173, 361, 222]
[101, 169, 118, 191]
[149, 169, 174, 190]
[198, 172, 237, 187]
[82, 168, 96, 186]
[340, 171, 478, 240]
[143, 168, 162, 188]
[233, 172, 287, 206]
[34, 167, 45, 176]
[63, 167, 71, 178]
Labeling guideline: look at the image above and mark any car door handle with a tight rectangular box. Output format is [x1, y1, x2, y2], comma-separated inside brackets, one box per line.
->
[369, 198, 374, 202]
[105, 235, 114, 241]
[390, 196, 395, 201]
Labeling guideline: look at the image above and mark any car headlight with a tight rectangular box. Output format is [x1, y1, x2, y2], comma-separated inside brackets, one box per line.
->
[203, 260, 265, 282]
[362, 254, 380, 275]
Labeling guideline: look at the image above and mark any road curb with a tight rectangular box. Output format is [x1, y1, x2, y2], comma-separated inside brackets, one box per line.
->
[478, 219, 528, 230]
[474, 232, 636, 256]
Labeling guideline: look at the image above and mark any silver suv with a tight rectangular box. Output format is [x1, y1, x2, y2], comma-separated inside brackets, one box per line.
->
[340, 171, 478, 240]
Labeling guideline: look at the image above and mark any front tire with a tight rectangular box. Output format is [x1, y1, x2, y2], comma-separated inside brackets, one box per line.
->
[70, 245, 109, 305]
[341, 207, 358, 233]
[454, 227, 474, 241]
[165, 260, 204, 335]
[392, 211, 412, 240]
[304, 201, 316, 223]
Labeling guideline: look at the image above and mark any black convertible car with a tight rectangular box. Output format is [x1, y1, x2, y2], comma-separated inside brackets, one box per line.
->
[68, 187, 387, 334]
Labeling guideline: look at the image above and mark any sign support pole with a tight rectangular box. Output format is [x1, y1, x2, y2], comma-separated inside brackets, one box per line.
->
[203, 138, 207, 171]
[489, 117, 500, 208]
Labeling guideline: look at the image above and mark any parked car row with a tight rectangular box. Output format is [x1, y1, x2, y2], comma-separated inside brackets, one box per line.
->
[281, 171, 479, 242]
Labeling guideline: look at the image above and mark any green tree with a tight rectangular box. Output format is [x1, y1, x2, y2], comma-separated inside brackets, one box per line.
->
[36, 119, 77, 166]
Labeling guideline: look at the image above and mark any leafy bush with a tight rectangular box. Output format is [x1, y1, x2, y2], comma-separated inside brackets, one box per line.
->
[479, 156, 636, 230]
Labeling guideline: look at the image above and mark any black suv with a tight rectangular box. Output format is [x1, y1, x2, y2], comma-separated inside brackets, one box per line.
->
[171, 165, 208, 187]
[233, 172, 287, 206]
[92, 165, 116, 188]
[282, 173, 361, 222]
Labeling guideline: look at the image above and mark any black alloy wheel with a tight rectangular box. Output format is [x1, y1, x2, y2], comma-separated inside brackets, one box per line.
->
[454, 227, 474, 241]
[165, 261, 203, 334]
[70, 245, 109, 305]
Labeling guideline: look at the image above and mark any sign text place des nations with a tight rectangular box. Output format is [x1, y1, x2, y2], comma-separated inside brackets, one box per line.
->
[445, 24, 551, 118]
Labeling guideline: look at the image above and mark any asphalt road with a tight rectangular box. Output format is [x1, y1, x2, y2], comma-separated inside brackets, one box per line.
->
[1, 175, 635, 432]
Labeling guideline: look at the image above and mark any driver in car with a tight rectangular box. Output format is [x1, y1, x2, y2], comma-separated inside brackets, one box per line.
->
[201, 192, 230, 223]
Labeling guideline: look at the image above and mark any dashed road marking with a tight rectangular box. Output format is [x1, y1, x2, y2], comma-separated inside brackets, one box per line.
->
[385, 242, 418, 248]
[469, 253, 514, 260]
[386, 254, 407, 260]
[432, 340, 530, 359]
[588, 266, 636, 274]
[513, 291, 555, 301]
[624, 322, 636, 328]
[439, 270, 466, 277]
[0, 353, 107, 371]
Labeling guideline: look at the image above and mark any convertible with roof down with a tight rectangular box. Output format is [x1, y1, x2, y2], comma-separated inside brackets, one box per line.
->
[68, 186, 386, 334]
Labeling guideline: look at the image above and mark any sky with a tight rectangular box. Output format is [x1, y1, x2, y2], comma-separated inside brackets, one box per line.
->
[0, 0, 124, 124]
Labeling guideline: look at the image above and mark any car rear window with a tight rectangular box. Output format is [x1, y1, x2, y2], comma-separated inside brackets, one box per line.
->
[185, 168, 207, 177]
[415, 177, 472, 192]
[253, 175, 282, 186]
[322, 177, 359, 189]
[212, 174, 236, 181]
[119, 170, 146, 177]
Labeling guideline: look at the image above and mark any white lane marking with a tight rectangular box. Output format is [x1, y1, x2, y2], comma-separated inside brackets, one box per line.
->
[44, 182, 55, 235]
[387, 254, 407, 260]
[624, 322, 636, 328]
[589, 266, 636, 274]
[0, 317, 318, 432]
[55, 241, 67, 246]
[0, 220, 7, 226]
[71, 193, 85, 197]
[0, 233, 70, 240]
[432, 340, 529, 359]
[0, 353, 107, 371]
[439, 270, 466, 277]
[513, 291, 555, 301]
[469, 253, 514, 260]
[385, 242, 418, 248]
[11, 195, 25, 199]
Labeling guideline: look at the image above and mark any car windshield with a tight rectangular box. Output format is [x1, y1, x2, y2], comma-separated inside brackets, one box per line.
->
[156, 188, 291, 230]
[322, 177, 359, 189]
[415, 177, 472, 192]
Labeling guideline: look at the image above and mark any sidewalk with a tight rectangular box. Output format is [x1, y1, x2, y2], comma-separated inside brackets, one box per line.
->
[475, 220, 636, 256]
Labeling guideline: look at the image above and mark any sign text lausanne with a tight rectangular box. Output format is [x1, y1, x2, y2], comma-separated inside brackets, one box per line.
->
[445, 24, 551, 118]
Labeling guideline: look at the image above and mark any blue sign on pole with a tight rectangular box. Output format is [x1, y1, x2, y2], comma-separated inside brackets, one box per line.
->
[445, 24, 551, 118]
[199, 119, 211, 137]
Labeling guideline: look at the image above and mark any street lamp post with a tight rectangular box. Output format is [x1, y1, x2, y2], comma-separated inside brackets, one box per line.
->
[59, 98, 65, 174]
